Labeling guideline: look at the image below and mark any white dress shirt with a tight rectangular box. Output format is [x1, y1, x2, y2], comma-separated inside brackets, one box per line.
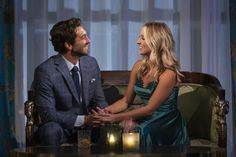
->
[62, 55, 84, 127]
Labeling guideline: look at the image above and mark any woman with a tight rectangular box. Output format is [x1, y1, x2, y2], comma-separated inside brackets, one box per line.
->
[96, 22, 189, 147]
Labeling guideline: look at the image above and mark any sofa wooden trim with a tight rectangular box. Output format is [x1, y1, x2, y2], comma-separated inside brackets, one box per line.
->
[25, 71, 229, 148]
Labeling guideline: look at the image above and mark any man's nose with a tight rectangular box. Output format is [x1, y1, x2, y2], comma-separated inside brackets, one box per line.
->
[86, 37, 91, 43]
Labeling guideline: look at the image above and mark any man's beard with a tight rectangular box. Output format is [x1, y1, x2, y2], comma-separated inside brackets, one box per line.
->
[71, 48, 88, 57]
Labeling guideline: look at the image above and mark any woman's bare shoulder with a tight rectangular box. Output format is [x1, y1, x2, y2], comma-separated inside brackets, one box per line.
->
[159, 69, 177, 83]
[132, 60, 143, 72]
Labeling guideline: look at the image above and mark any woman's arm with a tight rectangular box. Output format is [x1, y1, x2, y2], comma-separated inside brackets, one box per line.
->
[105, 60, 142, 113]
[103, 69, 177, 122]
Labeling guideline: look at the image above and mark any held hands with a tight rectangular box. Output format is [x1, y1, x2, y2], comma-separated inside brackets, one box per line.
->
[91, 106, 118, 123]
[85, 106, 115, 127]
[87, 106, 137, 132]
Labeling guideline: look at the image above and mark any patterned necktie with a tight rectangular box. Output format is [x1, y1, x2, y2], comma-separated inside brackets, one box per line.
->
[71, 66, 81, 102]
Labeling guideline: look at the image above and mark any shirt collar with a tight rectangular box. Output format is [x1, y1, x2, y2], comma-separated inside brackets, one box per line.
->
[61, 55, 79, 71]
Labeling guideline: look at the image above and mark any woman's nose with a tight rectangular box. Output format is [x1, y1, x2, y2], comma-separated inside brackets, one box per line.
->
[136, 38, 140, 44]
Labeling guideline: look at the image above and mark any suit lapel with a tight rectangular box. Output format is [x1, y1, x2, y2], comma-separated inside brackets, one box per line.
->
[54, 55, 80, 104]
[79, 58, 88, 106]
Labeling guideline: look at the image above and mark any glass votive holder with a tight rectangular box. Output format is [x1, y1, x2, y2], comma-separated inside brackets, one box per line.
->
[122, 131, 140, 151]
[105, 123, 122, 150]
[77, 128, 91, 148]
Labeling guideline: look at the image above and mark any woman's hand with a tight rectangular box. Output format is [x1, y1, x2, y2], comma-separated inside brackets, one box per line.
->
[119, 119, 137, 132]
[97, 106, 111, 114]
[94, 113, 118, 123]
[91, 106, 111, 115]
[86, 106, 111, 127]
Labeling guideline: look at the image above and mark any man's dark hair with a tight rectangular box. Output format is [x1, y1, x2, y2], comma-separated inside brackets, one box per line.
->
[50, 18, 82, 54]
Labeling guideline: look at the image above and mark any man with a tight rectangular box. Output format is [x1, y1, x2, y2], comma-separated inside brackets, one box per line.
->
[33, 18, 107, 145]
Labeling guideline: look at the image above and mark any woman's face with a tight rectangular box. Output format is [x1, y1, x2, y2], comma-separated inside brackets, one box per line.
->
[136, 27, 151, 55]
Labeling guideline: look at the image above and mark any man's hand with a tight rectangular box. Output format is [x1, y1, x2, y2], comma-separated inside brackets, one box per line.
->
[93, 113, 119, 123]
[89, 106, 119, 125]
[92, 106, 111, 115]
[84, 115, 93, 125]
[84, 115, 104, 127]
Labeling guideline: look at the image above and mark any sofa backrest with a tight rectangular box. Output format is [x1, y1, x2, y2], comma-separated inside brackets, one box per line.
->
[101, 70, 228, 148]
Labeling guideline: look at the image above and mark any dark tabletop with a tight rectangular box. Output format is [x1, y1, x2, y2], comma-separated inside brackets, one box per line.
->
[10, 145, 226, 157]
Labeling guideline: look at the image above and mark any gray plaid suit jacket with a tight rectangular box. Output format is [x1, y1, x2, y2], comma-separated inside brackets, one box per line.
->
[33, 54, 107, 130]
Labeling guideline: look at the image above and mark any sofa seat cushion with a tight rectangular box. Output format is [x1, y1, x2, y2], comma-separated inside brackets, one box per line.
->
[190, 139, 218, 147]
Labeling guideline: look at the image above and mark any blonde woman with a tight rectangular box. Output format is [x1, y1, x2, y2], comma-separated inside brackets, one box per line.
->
[96, 22, 189, 147]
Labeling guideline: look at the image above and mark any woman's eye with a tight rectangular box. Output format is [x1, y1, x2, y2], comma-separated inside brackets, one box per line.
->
[138, 35, 145, 40]
[140, 35, 145, 40]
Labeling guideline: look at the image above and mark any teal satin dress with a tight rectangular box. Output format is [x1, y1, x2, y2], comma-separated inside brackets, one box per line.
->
[134, 79, 189, 147]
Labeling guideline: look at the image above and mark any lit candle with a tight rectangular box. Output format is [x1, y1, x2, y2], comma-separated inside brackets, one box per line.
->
[122, 132, 140, 151]
[108, 133, 116, 145]
[105, 123, 122, 150]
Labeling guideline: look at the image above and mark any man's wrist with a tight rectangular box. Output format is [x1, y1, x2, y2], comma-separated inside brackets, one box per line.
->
[84, 115, 91, 125]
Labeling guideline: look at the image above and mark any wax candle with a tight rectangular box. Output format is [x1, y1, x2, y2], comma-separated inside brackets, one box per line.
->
[122, 132, 140, 151]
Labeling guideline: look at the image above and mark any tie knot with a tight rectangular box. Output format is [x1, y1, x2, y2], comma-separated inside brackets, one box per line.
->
[71, 66, 79, 72]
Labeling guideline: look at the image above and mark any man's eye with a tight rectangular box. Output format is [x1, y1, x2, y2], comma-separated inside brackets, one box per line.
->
[81, 35, 88, 39]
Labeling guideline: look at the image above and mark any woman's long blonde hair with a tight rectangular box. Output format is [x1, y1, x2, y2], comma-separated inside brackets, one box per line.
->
[138, 22, 182, 81]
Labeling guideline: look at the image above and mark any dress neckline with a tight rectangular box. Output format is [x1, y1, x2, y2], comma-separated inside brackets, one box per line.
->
[139, 79, 158, 89]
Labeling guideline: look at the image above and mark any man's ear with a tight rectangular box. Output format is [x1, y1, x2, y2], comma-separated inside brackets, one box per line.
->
[64, 42, 72, 50]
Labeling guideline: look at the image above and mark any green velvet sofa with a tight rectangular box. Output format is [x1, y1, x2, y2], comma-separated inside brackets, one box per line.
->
[101, 71, 229, 148]
[25, 71, 229, 149]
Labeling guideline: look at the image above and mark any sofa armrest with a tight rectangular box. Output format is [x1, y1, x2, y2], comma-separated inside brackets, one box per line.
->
[24, 90, 41, 146]
[215, 97, 229, 147]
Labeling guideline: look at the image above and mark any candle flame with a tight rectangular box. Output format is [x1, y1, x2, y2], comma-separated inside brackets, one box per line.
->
[109, 134, 116, 144]
[128, 137, 134, 143]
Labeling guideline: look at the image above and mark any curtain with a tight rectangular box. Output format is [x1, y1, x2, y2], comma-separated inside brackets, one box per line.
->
[14, 0, 234, 155]
[230, 0, 236, 155]
[0, 0, 17, 156]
